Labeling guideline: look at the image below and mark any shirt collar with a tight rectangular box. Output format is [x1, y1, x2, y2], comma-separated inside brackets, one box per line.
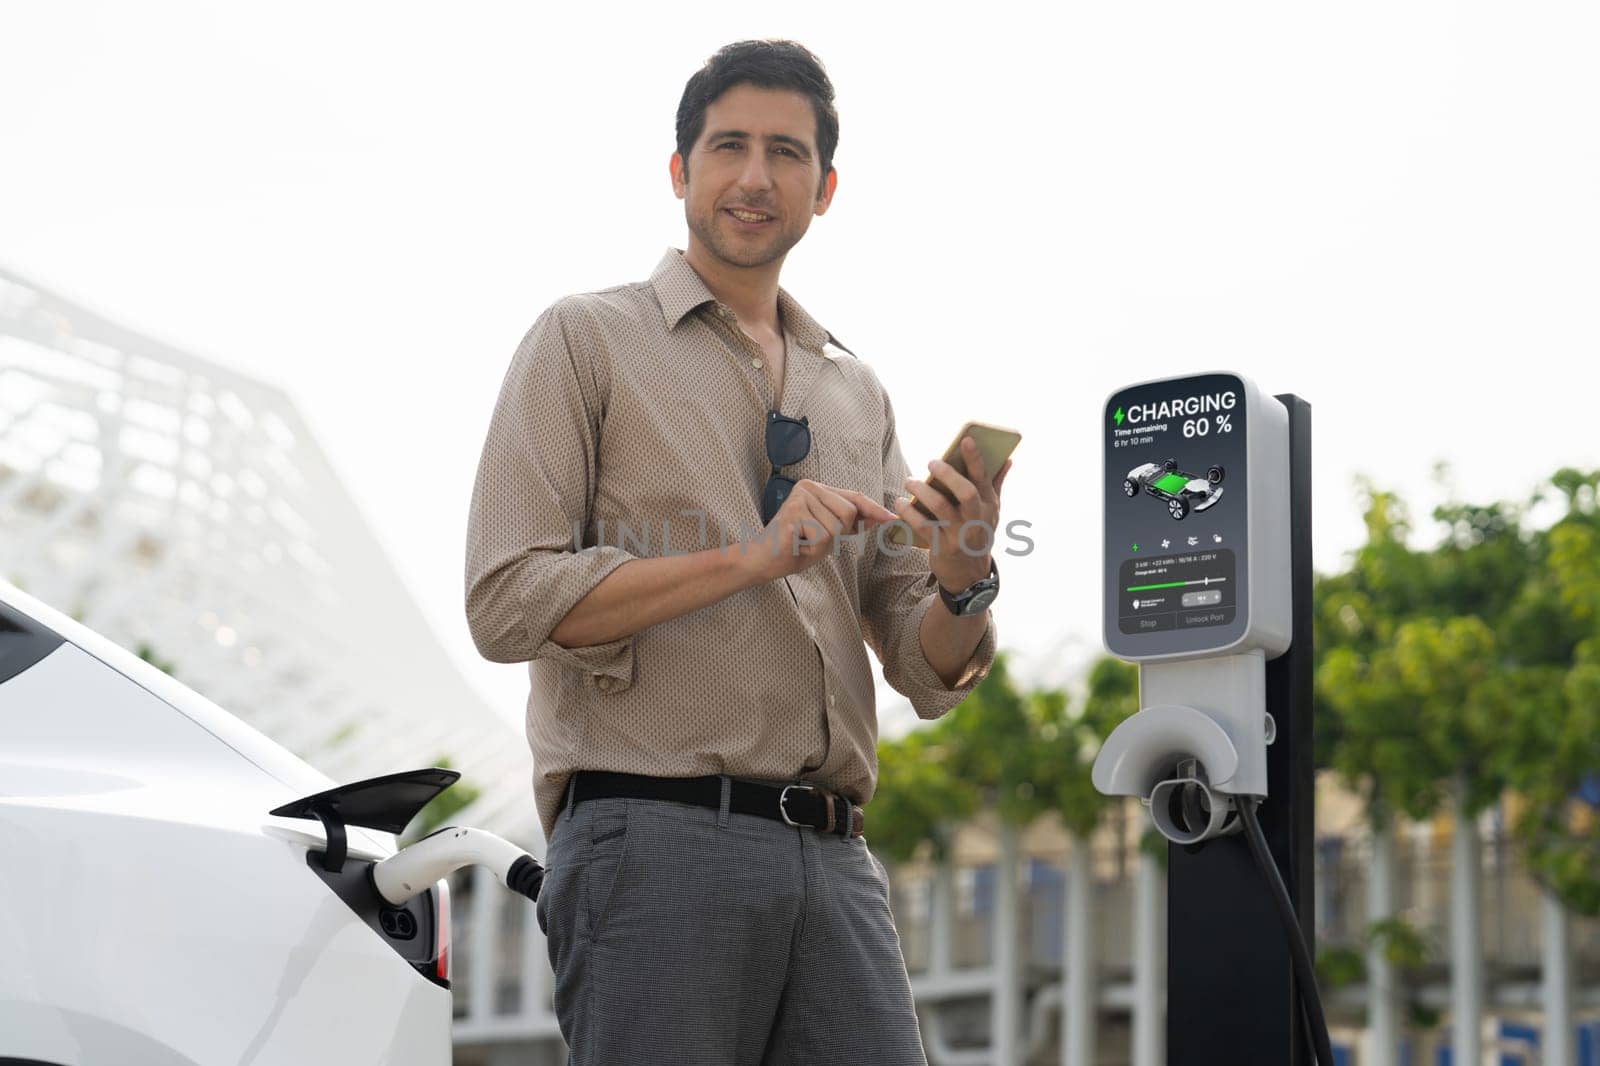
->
[649, 247, 835, 355]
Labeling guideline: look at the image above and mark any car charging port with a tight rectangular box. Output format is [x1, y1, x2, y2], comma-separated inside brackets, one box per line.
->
[379, 906, 418, 941]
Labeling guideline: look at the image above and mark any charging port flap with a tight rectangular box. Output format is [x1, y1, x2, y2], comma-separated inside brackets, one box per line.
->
[269, 766, 461, 872]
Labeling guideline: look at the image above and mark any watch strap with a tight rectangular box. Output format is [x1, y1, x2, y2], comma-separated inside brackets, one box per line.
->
[938, 559, 999, 616]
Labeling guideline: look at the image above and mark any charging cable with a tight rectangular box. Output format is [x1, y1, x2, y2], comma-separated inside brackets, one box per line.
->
[1238, 800, 1335, 1066]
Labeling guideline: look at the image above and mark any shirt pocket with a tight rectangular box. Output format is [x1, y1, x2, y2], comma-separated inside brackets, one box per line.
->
[805, 433, 882, 500]
[793, 434, 883, 565]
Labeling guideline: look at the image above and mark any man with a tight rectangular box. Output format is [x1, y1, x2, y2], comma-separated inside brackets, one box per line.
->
[465, 39, 1010, 1065]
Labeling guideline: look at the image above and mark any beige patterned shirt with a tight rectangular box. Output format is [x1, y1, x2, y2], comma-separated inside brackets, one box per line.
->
[465, 248, 997, 841]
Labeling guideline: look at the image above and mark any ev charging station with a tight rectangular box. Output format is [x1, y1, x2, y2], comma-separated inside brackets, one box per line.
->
[1092, 373, 1326, 1065]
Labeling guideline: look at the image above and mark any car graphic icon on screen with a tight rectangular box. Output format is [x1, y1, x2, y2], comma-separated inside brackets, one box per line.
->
[1122, 458, 1225, 520]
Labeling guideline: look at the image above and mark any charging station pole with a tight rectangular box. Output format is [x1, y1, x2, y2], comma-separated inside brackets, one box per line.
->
[1167, 394, 1313, 1066]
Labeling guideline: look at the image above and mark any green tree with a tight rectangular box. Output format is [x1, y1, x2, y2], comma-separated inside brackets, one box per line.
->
[936, 654, 1047, 827]
[1317, 468, 1600, 913]
[871, 721, 980, 864]
[1315, 483, 1526, 823]
[871, 653, 1137, 864]
[1504, 470, 1600, 914]
[1032, 657, 1136, 840]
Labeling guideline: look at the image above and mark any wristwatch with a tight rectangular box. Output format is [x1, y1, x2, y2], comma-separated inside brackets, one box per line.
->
[938, 559, 999, 617]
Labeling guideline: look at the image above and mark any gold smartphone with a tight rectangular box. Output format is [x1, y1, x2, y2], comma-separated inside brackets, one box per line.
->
[887, 420, 1022, 547]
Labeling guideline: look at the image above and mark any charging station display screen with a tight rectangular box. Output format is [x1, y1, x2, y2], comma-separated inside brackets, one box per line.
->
[1104, 373, 1250, 658]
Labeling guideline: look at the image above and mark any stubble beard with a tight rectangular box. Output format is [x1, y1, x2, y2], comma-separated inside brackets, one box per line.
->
[685, 189, 805, 270]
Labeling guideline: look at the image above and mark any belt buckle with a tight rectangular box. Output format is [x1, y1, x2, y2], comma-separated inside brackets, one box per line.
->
[779, 784, 817, 828]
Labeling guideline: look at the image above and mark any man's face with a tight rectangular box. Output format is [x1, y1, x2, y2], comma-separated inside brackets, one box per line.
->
[671, 83, 836, 271]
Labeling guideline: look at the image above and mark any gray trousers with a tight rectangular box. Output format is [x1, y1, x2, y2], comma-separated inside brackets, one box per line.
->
[535, 774, 929, 1065]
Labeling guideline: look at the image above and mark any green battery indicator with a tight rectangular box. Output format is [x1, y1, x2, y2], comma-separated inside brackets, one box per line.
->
[1126, 577, 1228, 593]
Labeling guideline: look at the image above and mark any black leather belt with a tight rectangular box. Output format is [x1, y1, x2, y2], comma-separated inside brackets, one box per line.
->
[567, 771, 865, 838]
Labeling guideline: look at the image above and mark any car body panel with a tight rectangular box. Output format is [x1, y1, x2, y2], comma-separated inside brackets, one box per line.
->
[0, 581, 357, 809]
[0, 584, 451, 1065]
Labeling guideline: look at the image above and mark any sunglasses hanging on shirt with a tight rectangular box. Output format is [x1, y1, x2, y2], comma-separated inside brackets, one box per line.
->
[760, 411, 810, 524]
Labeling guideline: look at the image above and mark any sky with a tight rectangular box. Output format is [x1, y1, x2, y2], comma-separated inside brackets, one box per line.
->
[2, 2, 1596, 731]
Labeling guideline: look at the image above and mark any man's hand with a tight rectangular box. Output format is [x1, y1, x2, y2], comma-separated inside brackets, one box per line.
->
[895, 436, 1013, 594]
[742, 479, 898, 582]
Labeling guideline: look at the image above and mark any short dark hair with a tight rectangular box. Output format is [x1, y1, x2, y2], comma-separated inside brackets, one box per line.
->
[675, 39, 839, 194]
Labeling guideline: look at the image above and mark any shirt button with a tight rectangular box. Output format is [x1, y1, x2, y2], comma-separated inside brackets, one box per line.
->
[751, 357, 763, 368]
[829, 693, 836, 708]
[596, 676, 613, 692]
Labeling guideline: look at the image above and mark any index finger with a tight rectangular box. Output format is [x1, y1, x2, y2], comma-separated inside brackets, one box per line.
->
[802, 480, 891, 529]
[834, 486, 898, 524]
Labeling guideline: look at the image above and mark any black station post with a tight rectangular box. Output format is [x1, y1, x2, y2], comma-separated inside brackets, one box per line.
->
[1166, 394, 1314, 1066]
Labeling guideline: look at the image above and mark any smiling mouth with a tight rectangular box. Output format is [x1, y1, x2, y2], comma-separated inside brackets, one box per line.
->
[724, 208, 775, 224]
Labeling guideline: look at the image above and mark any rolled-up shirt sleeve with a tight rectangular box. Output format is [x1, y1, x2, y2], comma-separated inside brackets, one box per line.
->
[464, 300, 639, 683]
[858, 389, 997, 720]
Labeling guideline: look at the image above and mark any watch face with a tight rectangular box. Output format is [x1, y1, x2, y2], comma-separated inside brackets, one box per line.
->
[965, 588, 998, 615]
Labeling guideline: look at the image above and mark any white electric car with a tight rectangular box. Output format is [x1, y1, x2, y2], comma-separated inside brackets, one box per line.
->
[0, 579, 541, 1065]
